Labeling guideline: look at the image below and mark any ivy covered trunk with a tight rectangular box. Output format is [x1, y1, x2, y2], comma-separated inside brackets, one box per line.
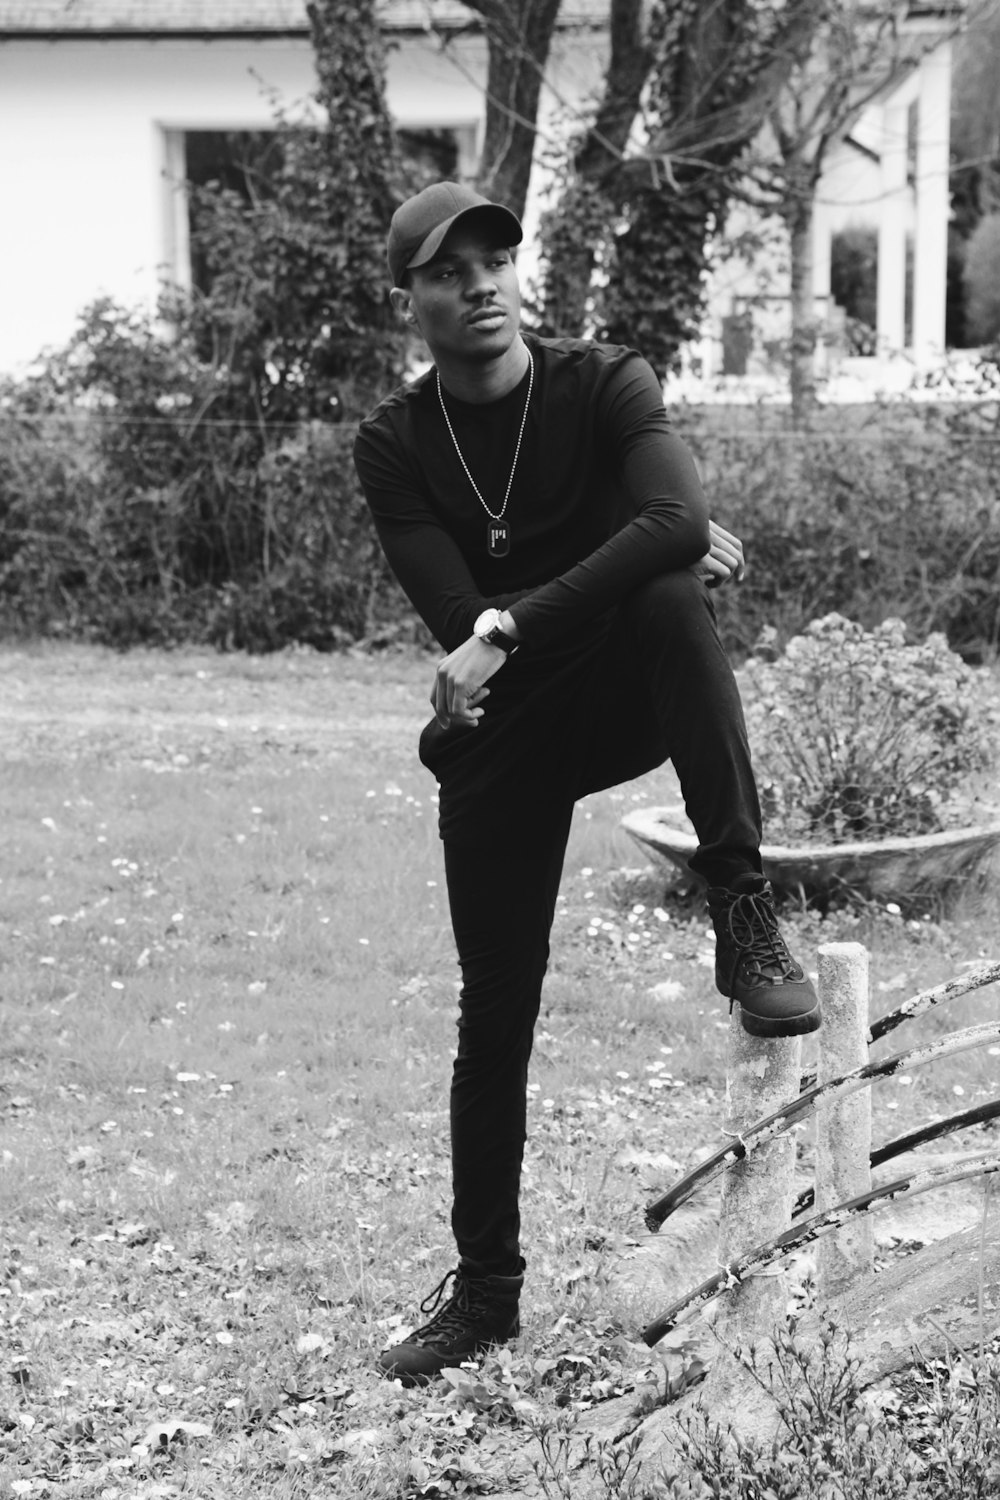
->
[305, 0, 404, 414]
[538, 0, 651, 338]
[538, 0, 817, 371]
[538, 178, 614, 338]
[602, 175, 728, 378]
[463, 0, 563, 219]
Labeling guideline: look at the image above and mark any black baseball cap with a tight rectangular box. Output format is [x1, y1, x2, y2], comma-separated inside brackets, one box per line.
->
[387, 181, 523, 288]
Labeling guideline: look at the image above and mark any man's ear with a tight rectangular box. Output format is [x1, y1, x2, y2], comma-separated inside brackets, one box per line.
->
[390, 286, 418, 326]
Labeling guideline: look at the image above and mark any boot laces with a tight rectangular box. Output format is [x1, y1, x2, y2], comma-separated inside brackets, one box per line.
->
[725, 889, 798, 982]
[411, 1269, 486, 1347]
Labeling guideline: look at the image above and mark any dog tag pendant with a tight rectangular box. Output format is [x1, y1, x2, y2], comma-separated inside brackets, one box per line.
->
[487, 520, 511, 558]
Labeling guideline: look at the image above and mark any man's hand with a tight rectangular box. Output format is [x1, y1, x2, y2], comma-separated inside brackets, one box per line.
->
[691, 519, 746, 588]
[431, 635, 509, 729]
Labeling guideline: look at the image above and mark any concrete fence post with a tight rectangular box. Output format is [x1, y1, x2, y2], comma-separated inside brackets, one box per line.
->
[816, 941, 874, 1299]
[702, 1017, 802, 1402]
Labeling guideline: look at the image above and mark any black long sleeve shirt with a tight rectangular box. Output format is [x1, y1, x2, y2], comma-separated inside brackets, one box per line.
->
[353, 334, 710, 656]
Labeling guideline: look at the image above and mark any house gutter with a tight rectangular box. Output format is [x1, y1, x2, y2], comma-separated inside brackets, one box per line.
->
[0, 16, 605, 41]
[0, 27, 476, 40]
[0, 30, 313, 39]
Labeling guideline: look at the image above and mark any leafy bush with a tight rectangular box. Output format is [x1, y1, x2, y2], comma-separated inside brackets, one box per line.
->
[224, 423, 427, 652]
[0, 405, 101, 637]
[3, 310, 999, 657]
[0, 301, 419, 650]
[683, 402, 1000, 663]
[743, 614, 997, 843]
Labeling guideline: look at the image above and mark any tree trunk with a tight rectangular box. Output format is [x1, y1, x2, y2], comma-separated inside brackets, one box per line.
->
[306, 0, 403, 407]
[539, 0, 829, 366]
[786, 182, 818, 422]
[462, 0, 564, 220]
[538, 0, 652, 337]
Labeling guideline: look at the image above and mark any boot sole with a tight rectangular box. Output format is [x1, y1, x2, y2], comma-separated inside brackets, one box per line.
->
[378, 1325, 520, 1386]
[737, 1001, 822, 1038]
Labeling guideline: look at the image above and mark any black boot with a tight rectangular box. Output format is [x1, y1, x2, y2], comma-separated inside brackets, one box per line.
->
[707, 874, 821, 1038]
[378, 1264, 522, 1387]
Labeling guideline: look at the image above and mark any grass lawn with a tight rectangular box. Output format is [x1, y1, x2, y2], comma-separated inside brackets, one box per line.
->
[2, 644, 999, 1498]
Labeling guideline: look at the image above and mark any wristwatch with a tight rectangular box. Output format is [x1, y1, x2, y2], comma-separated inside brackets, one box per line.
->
[473, 608, 519, 655]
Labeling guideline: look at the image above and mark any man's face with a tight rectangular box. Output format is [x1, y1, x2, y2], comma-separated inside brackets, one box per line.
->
[394, 222, 521, 365]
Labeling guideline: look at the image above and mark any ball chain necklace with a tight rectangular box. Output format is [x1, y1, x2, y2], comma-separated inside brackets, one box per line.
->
[436, 349, 534, 559]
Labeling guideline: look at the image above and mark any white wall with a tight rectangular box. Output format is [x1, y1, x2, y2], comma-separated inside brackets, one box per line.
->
[0, 33, 487, 373]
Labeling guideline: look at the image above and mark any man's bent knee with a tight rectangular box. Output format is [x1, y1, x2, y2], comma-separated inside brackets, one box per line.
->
[620, 569, 715, 634]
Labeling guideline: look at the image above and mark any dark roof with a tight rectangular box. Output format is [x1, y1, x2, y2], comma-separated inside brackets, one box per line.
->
[0, 1, 608, 37]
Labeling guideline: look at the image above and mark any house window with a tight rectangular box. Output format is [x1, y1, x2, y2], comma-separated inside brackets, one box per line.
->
[161, 127, 279, 296]
[184, 130, 283, 295]
[162, 123, 478, 296]
[831, 226, 878, 354]
[397, 125, 463, 186]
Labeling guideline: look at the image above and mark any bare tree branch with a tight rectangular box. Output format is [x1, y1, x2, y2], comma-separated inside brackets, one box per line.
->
[456, 0, 565, 215]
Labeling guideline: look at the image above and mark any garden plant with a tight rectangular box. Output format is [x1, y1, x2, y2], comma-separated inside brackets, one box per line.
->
[743, 613, 1000, 844]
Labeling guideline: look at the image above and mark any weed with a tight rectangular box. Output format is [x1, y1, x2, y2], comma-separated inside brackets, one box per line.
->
[655, 1319, 1000, 1499]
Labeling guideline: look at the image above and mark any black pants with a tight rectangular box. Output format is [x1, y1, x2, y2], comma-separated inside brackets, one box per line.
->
[423, 573, 763, 1275]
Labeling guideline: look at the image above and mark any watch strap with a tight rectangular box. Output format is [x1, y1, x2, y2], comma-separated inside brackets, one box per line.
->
[482, 622, 518, 655]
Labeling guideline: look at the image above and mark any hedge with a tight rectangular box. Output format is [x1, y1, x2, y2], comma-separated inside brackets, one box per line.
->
[680, 402, 1000, 663]
[2, 399, 998, 661]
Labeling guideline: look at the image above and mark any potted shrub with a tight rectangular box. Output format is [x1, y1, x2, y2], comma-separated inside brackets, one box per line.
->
[624, 615, 1000, 904]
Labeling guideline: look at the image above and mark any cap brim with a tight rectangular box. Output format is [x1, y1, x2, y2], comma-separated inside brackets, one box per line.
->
[406, 203, 523, 273]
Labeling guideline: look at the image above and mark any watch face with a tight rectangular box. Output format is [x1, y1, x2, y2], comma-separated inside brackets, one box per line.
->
[473, 608, 515, 654]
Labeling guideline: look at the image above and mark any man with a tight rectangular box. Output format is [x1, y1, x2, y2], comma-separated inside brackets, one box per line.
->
[353, 181, 820, 1388]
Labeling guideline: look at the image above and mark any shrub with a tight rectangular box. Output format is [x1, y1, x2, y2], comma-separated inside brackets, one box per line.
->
[3, 320, 999, 657]
[743, 614, 997, 843]
[0, 303, 420, 650]
[0, 405, 102, 636]
[681, 404, 1000, 663]
[213, 424, 429, 652]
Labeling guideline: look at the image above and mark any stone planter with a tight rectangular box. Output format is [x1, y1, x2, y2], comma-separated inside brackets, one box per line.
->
[621, 807, 1000, 904]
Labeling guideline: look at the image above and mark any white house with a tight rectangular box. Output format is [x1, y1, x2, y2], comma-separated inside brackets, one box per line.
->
[0, 0, 956, 382]
[0, 0, 606, 373]
[816, 16, 954, 368]
[701, 8, 957, 389]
